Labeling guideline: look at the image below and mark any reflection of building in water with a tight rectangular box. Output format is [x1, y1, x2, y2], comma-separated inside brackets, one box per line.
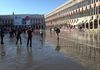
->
[0, 13, 45, 29]
[45, 0, 100, 32]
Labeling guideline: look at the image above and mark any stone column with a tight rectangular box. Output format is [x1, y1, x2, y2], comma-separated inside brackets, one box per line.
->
[97, 15, 99, 30]
[93, 16, 94, 29]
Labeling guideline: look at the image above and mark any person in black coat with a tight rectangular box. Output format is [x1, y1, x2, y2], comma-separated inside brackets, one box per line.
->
[27, 28, 33, 47]
[0, 28, 4, 44]
[55, 27, 60, 38]
[16, 29, 22, 45]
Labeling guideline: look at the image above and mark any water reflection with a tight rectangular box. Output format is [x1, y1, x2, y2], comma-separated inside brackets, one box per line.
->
[39, 31, 46, 48]
[27, 47, 32, 55]
[26, 47, 33, 65]
[40, 34, 44, 46]
[16, 45, 21, 55]
[63, 30, 100, 70]
[48, 29, 100, 70]
[0, 45, 6, 56]
[55, 37, 61, 51]
[69, 30, 100, 48]
[50, 28, 53, 37]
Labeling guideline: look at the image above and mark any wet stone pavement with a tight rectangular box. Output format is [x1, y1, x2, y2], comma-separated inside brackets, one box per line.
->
[0, 31, 88, 70]
[46, 30, 100, 70]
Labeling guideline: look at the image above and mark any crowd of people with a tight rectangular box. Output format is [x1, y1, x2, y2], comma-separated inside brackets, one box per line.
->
[0, 27, 41, 47]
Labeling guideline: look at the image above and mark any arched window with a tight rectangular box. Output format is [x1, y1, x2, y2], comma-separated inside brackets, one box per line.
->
[86, 23, 88, 29]
[90, 22, 93, 29]
[99, 19, 100, 25]
[94, 19, 98, 29]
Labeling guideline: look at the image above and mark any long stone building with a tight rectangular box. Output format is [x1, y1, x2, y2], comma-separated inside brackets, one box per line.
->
[45, 0, 100, 31]
[0, 14, 45, 29]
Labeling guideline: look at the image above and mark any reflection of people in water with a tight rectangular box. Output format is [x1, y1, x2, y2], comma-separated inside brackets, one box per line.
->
[40, 37, 44, 47]
[40, 30, 45, 47]
[0, 45, 6, 56]
[16, 45, 21, 55]
[26, 47, 33, 64]
[55, 37, 60, 51]
[50, 28, 52, 37]
[27, 47, 32, 55]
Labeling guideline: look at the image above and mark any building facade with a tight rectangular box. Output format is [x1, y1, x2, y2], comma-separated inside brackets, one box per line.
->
[45, 0, 100, 31]
[0, 14, 45, 29]
[0, 15, 13, 27]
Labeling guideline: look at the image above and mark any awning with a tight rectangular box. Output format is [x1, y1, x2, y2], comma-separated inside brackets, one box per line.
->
[81, 17, 88, 23]
[91, 3, 96, 8]
[74, 10, 76, 13]
[80, 8, 83, 12]
[77, 8, 80, 13]
[72, 11, 74, 14]
[73, 19, 78, 25]
[87, 5, 90, 9]
[89, 18, 93, 23]
[83, 6, 86, 11]
[93, 15, 98, 20]
[87, 16, 93, 23]
[85, 20, 88, 23]
[96, 2, 100, 7]
[75, 19, 82, 25]
[73, 22, 77, 25]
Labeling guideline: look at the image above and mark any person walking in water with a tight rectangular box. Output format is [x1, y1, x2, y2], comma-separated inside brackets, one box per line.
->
[0, 27, 4, 44]
[27, 28, 33, 47]
[16, 29, 22, 45]
[55, 27, 60, 39]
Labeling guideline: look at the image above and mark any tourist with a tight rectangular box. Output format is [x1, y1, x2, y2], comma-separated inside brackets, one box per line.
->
[27, 28, 33, 47]
[16, 29, 22, 45]
[55, 27, 60, 39]
[0, 27, 4, 44]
